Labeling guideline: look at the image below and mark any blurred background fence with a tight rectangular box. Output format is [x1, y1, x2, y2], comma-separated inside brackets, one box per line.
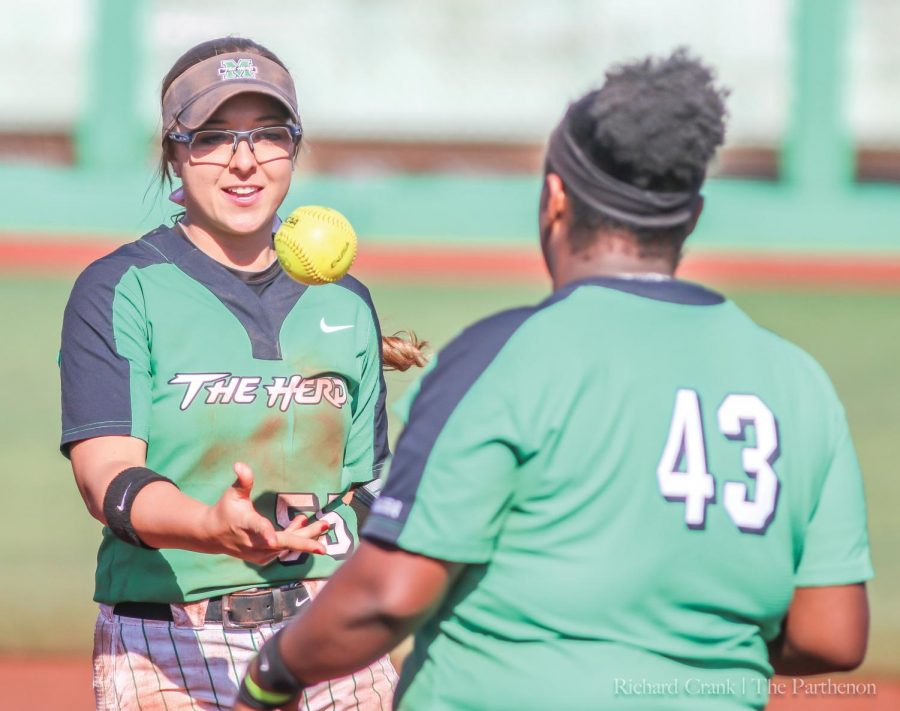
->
[2, 0, 900, 251]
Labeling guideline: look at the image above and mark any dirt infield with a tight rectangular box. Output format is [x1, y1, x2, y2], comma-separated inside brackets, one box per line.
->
[1, 655, 898, 710]
[1, 238, 900, 288]
[766, 677, 900, 710]
[0, 656, 95, 710]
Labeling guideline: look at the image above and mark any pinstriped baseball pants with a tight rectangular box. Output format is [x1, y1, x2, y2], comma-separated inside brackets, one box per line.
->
[92, 587, 398, 710]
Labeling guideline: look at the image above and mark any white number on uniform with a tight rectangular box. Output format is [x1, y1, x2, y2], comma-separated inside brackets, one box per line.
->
[656, 389, 716, 529]
[717, 394, 781, 534]
[275, 492, 355, 561]
[658, 389, 781, 534]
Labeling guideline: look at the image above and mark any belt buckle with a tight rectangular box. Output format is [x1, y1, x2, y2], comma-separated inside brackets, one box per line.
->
[221, 588, 284, 629]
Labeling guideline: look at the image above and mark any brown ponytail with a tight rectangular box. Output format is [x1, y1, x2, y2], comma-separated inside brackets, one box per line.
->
[381, 332, 429, 371]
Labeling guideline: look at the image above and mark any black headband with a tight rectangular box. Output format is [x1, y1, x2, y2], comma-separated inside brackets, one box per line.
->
[545, 120, 701, 229]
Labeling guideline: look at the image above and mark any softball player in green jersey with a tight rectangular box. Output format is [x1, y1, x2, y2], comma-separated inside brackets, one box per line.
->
[61, 37, 423, 711]
[234, 51, 871, 711]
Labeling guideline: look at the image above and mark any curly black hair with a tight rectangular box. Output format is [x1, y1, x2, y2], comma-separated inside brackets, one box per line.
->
[558, 48, 729, 254]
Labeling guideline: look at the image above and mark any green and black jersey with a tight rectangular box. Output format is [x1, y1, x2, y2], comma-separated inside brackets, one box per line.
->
[61, 225, 388, 604]
[362, 277, 873, 711]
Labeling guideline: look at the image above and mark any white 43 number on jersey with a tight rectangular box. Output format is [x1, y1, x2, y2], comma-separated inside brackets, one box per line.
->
[275, 493, 355, 561]
[657, 389, 780, 534]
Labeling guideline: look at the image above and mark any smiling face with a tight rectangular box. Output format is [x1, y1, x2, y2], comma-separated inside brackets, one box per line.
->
[170, 93, 295, 240]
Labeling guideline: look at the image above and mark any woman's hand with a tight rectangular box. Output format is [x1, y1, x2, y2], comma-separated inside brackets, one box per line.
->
[70, 437, 328, 561]
[202, 462, 330, 565]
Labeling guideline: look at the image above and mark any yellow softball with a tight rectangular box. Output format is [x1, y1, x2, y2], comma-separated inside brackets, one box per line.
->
[274, 206, 358, 285]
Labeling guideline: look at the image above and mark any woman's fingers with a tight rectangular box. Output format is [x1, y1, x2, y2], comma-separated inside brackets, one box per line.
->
[211, 462, 331, 561]
[234, 514, 328, 560]
[283, 513, 310, 533]
[273, 520, 330, 554]
[244, 513, 279, 549]
[231, 461, 255, 499]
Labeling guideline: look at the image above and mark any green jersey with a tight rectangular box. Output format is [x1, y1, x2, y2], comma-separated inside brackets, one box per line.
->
[61, 226, 388, 603]
[362, 277, 872, 711]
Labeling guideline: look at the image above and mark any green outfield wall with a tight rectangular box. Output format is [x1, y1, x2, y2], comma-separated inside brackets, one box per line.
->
[3, 168, 900, 254]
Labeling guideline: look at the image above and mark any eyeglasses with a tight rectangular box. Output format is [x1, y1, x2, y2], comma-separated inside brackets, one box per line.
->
[167, 125, 302, 164]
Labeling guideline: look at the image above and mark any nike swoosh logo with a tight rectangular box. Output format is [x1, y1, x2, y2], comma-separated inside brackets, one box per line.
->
[295, 597, 305, 607]
[320, 318, 354, 333]
[115, 483, 133, 512]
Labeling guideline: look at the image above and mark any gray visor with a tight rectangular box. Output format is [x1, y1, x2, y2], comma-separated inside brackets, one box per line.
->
[162, 52, 300, 132]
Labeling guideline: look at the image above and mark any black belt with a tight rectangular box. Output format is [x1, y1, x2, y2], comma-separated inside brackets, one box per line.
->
[113, 584, 310, 628]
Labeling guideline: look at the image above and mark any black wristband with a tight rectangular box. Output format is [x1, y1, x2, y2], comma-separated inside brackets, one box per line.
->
[237, 628, 305, 709]
[349, 478, 383, 527]
[102, 467, 177, 549]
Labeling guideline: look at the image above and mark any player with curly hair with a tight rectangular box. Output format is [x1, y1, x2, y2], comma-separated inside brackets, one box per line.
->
[234, 49, 871, 711]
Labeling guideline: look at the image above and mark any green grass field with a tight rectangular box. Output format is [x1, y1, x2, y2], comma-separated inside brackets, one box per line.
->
[2, 276, 898, 675]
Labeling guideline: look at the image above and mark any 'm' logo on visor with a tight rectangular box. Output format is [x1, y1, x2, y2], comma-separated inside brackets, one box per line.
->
[218, 58, 258, 80]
